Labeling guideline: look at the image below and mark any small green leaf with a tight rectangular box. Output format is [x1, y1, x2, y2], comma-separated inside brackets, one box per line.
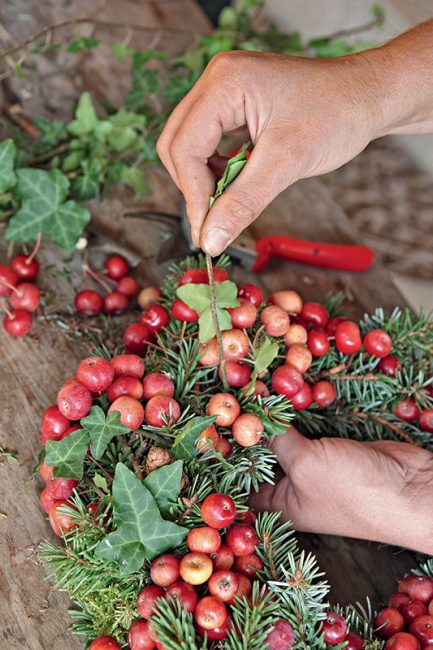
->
[0, 139, 16, 193]
[0, 445, 18, 461]
[67, 92, 98, 136]
[132, 50, 167, 68]
[198, 307, 232, 343]
[107, 126, 138, 152]
[172, 416, 216, 461]
[215, 281, 240, 309]
[109, 108, 146, 130]
[143, 460, 183, 514]
[218, 6, 237, 28]
[67, 36, 100, 53]
[176, 283, 212, 314]
[93, 473, 110, 493]
[45, 429, 90, 479]
[81, 405, 130, 460]
[248, 337, 279, 392]
[31, 42, 62, 54]
[210, 144, 249, 206]
[112, 42, 135, 60]
[71, 159, 100, 200]
[120, 166, 150, 196]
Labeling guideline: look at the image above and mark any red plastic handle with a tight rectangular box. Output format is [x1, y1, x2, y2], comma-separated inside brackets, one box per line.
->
[252, 236, 374, 273]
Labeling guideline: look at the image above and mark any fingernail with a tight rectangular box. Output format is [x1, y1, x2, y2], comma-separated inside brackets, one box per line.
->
[203, 228, 231, 256]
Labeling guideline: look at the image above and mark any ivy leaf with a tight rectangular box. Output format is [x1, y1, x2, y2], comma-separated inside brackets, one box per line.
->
[71, 160, 100, 200]
[132, 50, 167, 68]
[0, 139, 16, 193]
[143, 460, 183, 514]
[112, 42, 135, 60]
[109, 108, 146, 130]
[67, 36, 100, 53]
[93, 473, 110, 493]
[120, 166, 150, 196]
[33, 118, 68, 152]
[5, 168, 91, 251]
[248, 337, 279, 394]
[95, 463, 188, 574]
[45, 429, 90, 480]
[172, 416, 217, 461]
[68, 92, 98, 136]
[80, 405, 130, 461]
[210, 144, 249, 207]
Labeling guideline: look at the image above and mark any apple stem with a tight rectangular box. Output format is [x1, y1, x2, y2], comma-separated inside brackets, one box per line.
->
[0, 298, 13, 319]
[83, 263, 113, 293]
[27, 232, 42, 264]
[205, 253, 228, 391]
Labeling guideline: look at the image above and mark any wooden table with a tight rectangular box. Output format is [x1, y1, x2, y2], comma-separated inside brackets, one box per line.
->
[0, 2, 419, 648]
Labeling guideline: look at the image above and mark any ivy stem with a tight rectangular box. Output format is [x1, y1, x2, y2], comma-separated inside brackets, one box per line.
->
[86, 453, 113, 483]
[206, 253, 228, 391]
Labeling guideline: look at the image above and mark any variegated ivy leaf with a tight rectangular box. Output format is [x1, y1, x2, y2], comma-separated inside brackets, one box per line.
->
[45, 429, 90, 480]
[172, 415, 217, 461]
[0, 139, 16, 193]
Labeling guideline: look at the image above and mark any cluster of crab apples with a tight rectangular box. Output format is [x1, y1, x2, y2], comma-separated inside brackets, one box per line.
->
[0, 246, 41, 337]
[88, 492, 296, 650]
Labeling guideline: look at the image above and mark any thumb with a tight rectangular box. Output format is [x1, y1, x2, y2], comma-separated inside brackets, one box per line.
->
[200, 133, 300, 256]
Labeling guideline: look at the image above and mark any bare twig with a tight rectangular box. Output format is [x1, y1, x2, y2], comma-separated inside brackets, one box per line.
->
[206, 253, 228, 391]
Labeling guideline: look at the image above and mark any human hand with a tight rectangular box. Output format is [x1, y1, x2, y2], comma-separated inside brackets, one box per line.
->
[250, 427, 433, 555]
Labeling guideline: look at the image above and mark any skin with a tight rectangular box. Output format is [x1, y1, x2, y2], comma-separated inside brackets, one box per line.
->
[157, 20, 433, 554]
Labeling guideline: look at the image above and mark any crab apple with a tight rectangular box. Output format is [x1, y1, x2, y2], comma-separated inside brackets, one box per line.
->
[265, 619, 295, 650]
[76, 357, 114, 393]
[395, 399, 420, 422]
[390, 593, 411, 609]
[75, 290, 103, 316]
[128, 620, 155, 650]
[57, 379, 92, 420]
[171, 299, 198, 322]
[228, 299, 257, 329]
[3, 309, 32, 337]
[271, 366, 304, 399]
[207, 393, 240, 427]
[232, 413, 264, 447]
[420, 409, 433, 433]
[123, 323, 152, 355]
[213, 268, 229, 283]
[142, 373, 175, 400]
[106, 254, 129, 280]
[103, 291, 129, 315]
[307, 328, 331, 357]
[140, 305, 170, 333]
[187, 526, 221, 554]
[137, 585, 165, 619]
[41, 405, 70, 440]
[49, 500, 77, 536]
[399, 600, 428, 625]
[233, 553, 264, 579]
[46, 477, 78, 500]
[270, 290, 303, 315]
[178, 268, 208, 285]
[89, 636, 121, 650]
[210, 544, 234, 571]
[107, 376, 143, 402]
[335, 321, 362, 355]
[220, 360, 251, 387]
[198, 338, 219, 366]
[344, 632, 364, 650]
[39, 487, 62, 514]
[116, 276, 138, 298]
[290, 383, 313, 411]
[0, 263, 18, 295]
[364, 329, 393, 358]
[111, 354, 144, 379]
[215, 437, 232, 458]
[311, 381, 336, 408]
[261, 305, 290, 337]
[221, 329, 249, 359]
[378, 355, 402, 378]
[285, 343, 312, 373]
[237, 510, 256, 525]
[284, 324, 308, 347]
[145, 395, 180, 427]
[322, 611, 348, 645]
[195, 596, 227, 630]
[399, 575, 433, 603]
[196, 425, 219, 454]
[150, 554, 180, 587]
[240, 380, 270, 398]
[226, 524, 258, 557]
[228, 573, 252, 603]
[39, 460, 55, 483]
[237, 283, 263, 308]
[138, 287, 161, 310]
[326, 316, 346, 337]
[108, 396, 144, 430]
[201, 493, 236, 529]
[208, 570, 239, 602]
[430, 601, 433, 616]
[10, 282, 40, 312]
[197, 614, 232, 641]
[374, 608, 405, 639]
[409, 616, 433, 646]
[301, 302, 329, 328]
[166, 581, 198, 613]
[385, 633, 420, 650]
[10, 255, 39, 281]
[179, 552, 213, 586]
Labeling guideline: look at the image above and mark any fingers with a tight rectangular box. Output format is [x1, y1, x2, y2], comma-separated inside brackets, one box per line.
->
[268, 426, 311, 475]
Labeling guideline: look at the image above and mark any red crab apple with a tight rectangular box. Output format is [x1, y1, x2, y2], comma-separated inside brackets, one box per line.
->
[265, 619, 295, 650]
[208, 570, 239, 602]
[429, 601, 433, 616]
[335, 321, 362, 355]
[399, 600, 428, 625]
[103, 291, 129, 315]
[137, 585, 165, 619]
[137, 287, 161, 310]
[145, 395, 181, 427]
[39, 460, 55, 483]
[225, 524, 258, 557]
[213, 268, 229, 282]
[409, 616, 433, 646]
[108, 396, 144, 430]
[106, 254, 129, 280]
[307, 328, 331, 357]
[57, 379, 92, 420]
[284, 324, 308, 347]
[326, 316, 346, 337]
[227, 573, 251, 604]
[123, 323, 151, 355]
[261, 305, 290, 337]
[128, 620, 155, 650]
[221, 329, 249, 359]
[195, 596, 227, 630]
[389, 593, 411, 609]
[171, 299, 198, 322]
[237, 283, 263, 307]
[10, 282, 40, 311]
[378, 355, 402, 377]
[198, 338, 219, 366]
[142, 373, 175, 400]
[395, 399, 420, 422]
[41, 405, 70, 441]
[179, 552, 213, 585]
[111, 354, 144, 379]
[215, 436, 232, 458]
[0, 263, 18, 295]
[271, 366, 304, 399]
[187, 526, 221, 554]
[420, 409, 433, 433]
[374, 608, 405, 639]
[89, 636, 122, 650]
[285, 343, 312, 373]
[207, 393, 240, 426]
[39, 487, 63, 514]
[140, 305, 170, 333]
[197, 424, 219, 454]
[311, 380, 336, 408]
[290, 382, 313, 411]
[116, 276, 138, 297]
[232, 413, 264, 447]
[107, 376, 143, 402]
[385, 633, 420, 650]
[322, 611, 348, 645]
[178, 268, 208, 285]
[240, 380, 270, 398]
[197, 614, 232, 641]
[399, 575, 433, 603]
[3, 309, 32, 337]
[364, 329, 393, 358]
[10, 254, 39, 281]
[301, 302, 329, 328]
[48, 500, 77, 536]
[220, 360, 251, 387]
[344, 631, 364, 650]
[210, 544, 234, 571]
[166, 581, 198, 613]
[233, 553, 264, 579]
[269, 290, 302, 314]
[74, 290, 103, 316]
[201, 493, 236, 529]
[46, 477, 78, 500]
[228, 299, 257, 329]
[150, 554, 180, 587]
[76, 356, 114, 393]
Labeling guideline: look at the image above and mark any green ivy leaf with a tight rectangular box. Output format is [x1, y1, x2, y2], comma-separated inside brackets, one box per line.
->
[248, 337, 279, 393]
[95, 463, 188, 574]
[67, 36, 101, 53]
[67, 92, 98, 136]
[71, 160, 100, 200]
[143, 460, 183, 514]
[210, 144, 249, 207]
[132, 50, 167, 68]
[111, 42, 135, 60]
[5, 168, 91, 250]
[45, 429, 90, 480]
[0, 139, 16, 193]
[33, 118, 68, 152]
[81, 405, 130, 460]
[120, 166, 150, 196]
[172, 416, 217, 461]
[109, 108, 146, 130]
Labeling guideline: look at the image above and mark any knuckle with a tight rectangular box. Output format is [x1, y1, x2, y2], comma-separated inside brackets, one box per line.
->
[223, 192, 257, 226]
